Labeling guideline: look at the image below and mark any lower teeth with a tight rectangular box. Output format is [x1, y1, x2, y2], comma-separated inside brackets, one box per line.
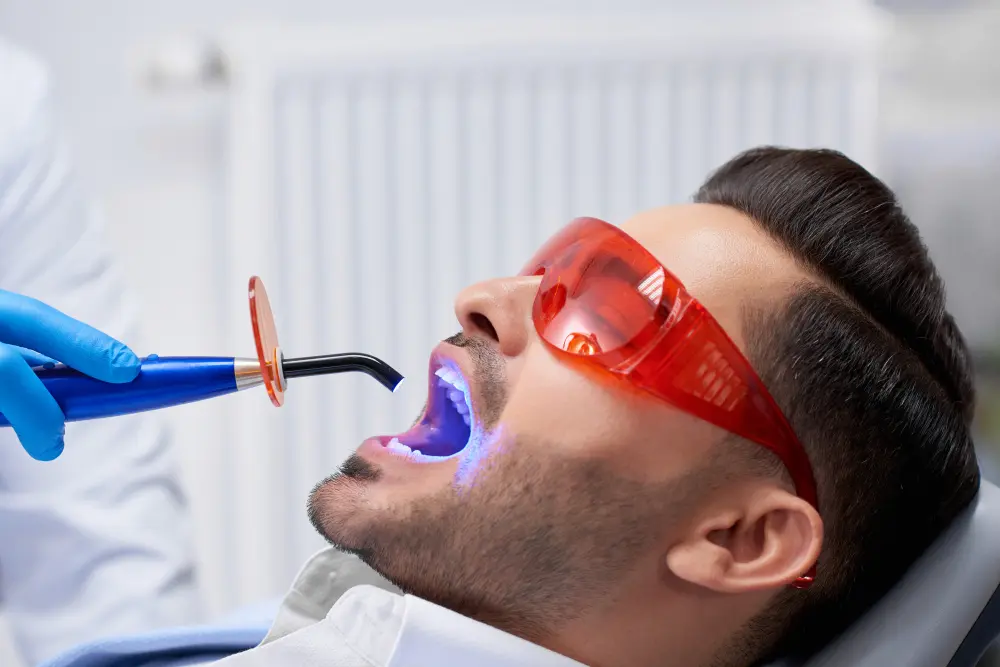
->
[386, 437, 427, 459]
[386, 437, 413, 455]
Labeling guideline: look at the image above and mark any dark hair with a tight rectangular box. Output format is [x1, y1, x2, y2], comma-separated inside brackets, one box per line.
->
[693, 147, 981, 662]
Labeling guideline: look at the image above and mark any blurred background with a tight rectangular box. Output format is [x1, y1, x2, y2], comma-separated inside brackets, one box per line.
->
[1, 0, 999, 664]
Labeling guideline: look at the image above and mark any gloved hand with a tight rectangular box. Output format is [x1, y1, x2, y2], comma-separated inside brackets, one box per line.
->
[0, 289, 140, 461]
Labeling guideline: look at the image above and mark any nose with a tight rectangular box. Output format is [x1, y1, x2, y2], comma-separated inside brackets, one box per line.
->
[453, 276, 541, 358]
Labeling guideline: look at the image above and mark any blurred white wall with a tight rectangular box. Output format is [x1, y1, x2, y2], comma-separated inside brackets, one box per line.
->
[879, 0, 1000, 352]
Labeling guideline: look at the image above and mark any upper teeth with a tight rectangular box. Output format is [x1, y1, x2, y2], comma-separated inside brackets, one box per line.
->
[435, 366, 472, 426]
[435, 366, 466, 391]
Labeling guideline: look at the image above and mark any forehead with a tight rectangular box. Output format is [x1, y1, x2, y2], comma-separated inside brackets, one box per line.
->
[619, 204, 810, 349]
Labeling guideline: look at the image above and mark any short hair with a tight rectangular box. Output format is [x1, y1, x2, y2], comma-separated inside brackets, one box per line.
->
[693, 147, 981, 662]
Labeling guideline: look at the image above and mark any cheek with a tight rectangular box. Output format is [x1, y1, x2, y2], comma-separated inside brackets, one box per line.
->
[498, 345, 724, 482]
[501, 346, 626, 449]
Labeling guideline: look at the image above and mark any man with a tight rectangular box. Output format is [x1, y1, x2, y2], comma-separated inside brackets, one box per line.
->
[45, 146, 980, 667]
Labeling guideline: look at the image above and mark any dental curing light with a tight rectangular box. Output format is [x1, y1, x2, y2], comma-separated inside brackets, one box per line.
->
[0, 276, 403, 427]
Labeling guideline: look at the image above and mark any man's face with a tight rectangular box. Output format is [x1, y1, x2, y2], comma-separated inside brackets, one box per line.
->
[308, 204, 810, 641]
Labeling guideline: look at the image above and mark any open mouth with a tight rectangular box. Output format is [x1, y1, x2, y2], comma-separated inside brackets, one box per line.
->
[379, 360, 474, 461]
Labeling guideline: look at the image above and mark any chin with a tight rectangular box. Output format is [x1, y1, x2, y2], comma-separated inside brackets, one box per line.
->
[306, 467, 373, 550]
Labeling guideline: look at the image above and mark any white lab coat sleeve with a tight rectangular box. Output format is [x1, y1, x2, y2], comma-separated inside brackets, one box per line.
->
[0, 42, 201, 664]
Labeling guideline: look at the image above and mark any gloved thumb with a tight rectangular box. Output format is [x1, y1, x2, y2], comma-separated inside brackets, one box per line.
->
[0, 343, 66, 460]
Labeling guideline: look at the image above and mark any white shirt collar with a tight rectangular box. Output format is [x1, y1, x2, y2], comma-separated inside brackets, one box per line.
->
[395, 591, 583, 666]
[263, 547, 586, 667]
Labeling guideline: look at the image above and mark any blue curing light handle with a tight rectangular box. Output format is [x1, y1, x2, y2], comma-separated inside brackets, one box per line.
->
[0, 356, 246, 427]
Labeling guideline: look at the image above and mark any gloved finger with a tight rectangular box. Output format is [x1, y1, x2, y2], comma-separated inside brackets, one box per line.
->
[11, 345, 57, 368]
[0, 342, 65, 461]
[0, 290, 139, 383]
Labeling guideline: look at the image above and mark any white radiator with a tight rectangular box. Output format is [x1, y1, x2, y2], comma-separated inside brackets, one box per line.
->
[205, 7, 888, 612]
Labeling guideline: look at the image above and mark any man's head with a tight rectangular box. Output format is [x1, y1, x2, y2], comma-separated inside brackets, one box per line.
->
[308, 147, 980, 667]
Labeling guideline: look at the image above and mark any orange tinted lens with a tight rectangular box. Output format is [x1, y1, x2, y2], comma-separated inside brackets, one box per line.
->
[249, 275, 284, 407]
[532, 226, 671, 365]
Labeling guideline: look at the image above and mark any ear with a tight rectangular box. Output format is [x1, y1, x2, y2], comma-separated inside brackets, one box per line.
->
[665, 487, 822, 593]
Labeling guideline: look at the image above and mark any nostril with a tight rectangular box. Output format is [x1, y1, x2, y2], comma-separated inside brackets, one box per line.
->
[470, 312, 499, 342]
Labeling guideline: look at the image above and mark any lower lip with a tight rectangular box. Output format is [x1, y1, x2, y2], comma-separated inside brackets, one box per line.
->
[359, 437, 392, 458]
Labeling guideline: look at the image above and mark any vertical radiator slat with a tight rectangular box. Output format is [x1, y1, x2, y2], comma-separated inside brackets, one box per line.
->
[356, 77, 394, 440]
[743, 62, 778, 153]
[499, 75, 534, 276]
[780, 61, 813, 148]
[466, 75, 501, 285]
[814, 61, 845, 149]
[570, 70, 603, 220]
[275, 80, 312, 586]
[606, 68, 639, 222]
[710, 65, 743, 170]
[383, 78, 404, 433]
[317, 81, 358, 481]
[639, 68, 671, 212]
[391, 76, 432, 428]
[676, 64, 709, 201]
[225, 70, 285, 610]
[536, 70, 570, 238]
[428, 77, 463, 340]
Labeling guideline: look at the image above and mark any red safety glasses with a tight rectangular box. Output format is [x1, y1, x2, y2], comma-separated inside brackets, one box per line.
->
[521, 217, 818, 588]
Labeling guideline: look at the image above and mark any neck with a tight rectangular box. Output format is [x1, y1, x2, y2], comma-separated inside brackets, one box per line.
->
[535, 578, 762, 667]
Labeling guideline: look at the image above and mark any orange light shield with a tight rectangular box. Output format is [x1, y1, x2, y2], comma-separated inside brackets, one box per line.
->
[248, 275, 285, 407]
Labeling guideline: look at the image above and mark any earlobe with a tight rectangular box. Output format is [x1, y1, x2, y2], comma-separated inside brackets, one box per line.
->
[665, 490, 822, 594]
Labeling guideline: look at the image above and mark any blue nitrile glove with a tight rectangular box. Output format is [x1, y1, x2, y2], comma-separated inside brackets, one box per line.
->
[0, 290, 140, 461]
